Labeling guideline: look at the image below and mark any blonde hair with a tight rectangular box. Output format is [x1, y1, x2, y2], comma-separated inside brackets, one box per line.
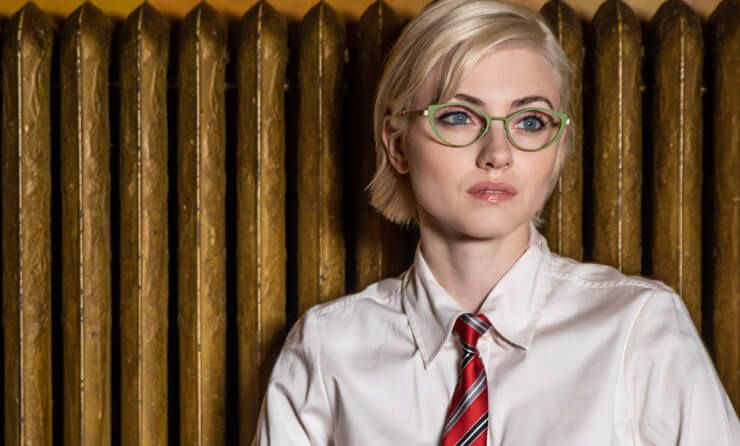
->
[369, 0, 572, 225]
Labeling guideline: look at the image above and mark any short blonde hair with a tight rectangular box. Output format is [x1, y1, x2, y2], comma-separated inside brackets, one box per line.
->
[369, 0, 572, 225]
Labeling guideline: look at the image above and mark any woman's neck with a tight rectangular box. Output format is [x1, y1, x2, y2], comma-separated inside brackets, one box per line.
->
[418, 218, 531, 313]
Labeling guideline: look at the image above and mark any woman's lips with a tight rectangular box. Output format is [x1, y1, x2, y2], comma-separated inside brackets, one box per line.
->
[467, 181, 517, 203]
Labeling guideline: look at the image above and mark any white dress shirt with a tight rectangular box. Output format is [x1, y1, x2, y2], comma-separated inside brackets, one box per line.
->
[253, 225, 740, 445]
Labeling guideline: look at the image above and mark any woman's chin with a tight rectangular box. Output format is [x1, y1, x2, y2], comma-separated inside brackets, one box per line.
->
[419, 205, 533, 242]
[441, 218, 530, 242]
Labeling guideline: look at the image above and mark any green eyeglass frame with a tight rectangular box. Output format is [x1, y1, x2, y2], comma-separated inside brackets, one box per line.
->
[400, 102, 571, 151]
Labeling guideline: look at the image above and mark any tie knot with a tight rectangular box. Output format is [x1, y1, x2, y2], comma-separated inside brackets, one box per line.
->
[453, 313, 492, 349]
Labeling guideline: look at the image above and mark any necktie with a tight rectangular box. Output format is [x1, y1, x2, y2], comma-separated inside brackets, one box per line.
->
[442, 313, 492, 446]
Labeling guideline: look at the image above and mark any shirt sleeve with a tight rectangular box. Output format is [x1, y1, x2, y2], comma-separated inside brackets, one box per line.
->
[624, 287, 740, 445]
[252, 311, 333, 445]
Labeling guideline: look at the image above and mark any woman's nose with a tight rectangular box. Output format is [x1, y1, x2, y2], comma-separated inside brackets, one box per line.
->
[476, 122, 513, 170]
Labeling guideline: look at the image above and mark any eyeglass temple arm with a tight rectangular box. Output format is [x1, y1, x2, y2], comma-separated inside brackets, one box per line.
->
[397, 109, 428, 117]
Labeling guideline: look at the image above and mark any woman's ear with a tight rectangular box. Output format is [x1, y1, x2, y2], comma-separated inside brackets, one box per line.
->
[382, 116, 410, 174]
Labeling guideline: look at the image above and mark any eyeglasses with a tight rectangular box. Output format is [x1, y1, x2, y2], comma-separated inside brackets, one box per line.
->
[399, 102, 570, 151]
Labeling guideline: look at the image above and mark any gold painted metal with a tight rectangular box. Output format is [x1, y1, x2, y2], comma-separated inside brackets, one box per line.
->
[1, 4, 54, 445]
[177, 3, 227, 444]
[235, 1, 288, 441]
[60, 3, 112, 445]
[353, 1, 412, 291]
[591, 0, 642, 274]
[709, 0, 739, 413]
[297, 2, 346, 316]
[540, 0, 584, 260]
[648, 0, 703, 330]
[119, 4, 169, 445]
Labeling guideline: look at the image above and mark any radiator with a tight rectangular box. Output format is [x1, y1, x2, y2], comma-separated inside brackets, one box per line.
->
[0, 0, 737, 444]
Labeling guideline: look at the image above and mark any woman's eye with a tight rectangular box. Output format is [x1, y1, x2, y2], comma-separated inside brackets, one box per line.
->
[438, 111, 472, 125]
[513, 114, 548, 131]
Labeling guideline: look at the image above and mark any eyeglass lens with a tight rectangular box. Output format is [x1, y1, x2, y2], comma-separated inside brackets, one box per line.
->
[431, 104, 562, 150]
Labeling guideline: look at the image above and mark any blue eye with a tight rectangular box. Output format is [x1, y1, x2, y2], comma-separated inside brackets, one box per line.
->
[513, 114, 548, 132]
[438, 111, 473, 126]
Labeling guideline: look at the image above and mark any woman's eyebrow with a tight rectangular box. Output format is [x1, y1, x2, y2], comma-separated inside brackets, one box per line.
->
[452, 93, 485, 106]
[452, 93, 555, 109]
[511, 95, 554, 109]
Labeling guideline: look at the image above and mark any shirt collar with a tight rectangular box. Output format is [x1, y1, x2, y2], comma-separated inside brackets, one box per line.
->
[402, 223, 551, 369]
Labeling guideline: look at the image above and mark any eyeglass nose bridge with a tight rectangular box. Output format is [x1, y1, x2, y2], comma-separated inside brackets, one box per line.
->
[475, 114, 512, 146]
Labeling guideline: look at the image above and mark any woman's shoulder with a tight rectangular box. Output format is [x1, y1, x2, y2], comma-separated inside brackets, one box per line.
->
[282, 274, 411, 357]
[546, 251, 674, 295]
[294, 275, 407, 337]
[542, 252, 697, 344]
[542, 251, 687, 322]
[304, 274, 405, 320]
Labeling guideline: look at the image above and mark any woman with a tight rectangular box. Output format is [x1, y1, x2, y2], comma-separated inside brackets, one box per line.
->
[253, 0, 740, 444]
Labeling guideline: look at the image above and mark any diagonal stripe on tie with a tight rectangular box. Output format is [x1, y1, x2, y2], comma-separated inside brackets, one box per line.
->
[445, 349, 485, 428]
[444, 388, 488, 445]
[461, 313, 491, 334]
[444, 372, 487, 431]
[461, 352, 474, 369]
[455, 412, 488, 446]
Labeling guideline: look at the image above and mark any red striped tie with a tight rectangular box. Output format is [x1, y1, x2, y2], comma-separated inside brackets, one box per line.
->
[441, 313, 492, 446]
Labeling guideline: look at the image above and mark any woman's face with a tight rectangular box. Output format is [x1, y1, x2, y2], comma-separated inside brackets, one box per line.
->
[389, 46, 563, 241]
